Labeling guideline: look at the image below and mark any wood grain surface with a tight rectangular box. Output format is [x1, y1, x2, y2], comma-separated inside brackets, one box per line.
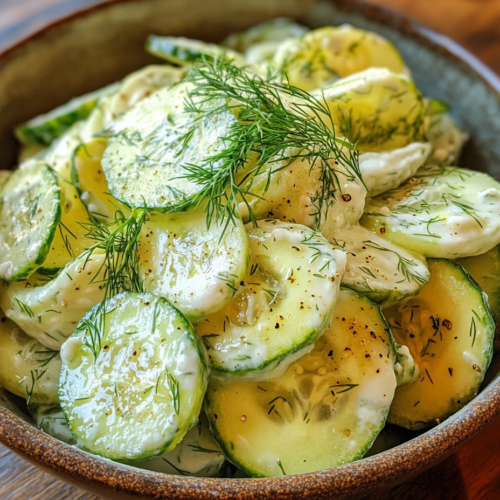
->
[1, 0, 500, 499]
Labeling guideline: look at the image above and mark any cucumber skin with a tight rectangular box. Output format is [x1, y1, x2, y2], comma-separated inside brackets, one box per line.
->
[16, 102, 96, 146]
[0, 164, 61, 281]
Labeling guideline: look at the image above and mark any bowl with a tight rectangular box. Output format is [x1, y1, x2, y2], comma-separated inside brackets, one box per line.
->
[1, 0, 500, 498]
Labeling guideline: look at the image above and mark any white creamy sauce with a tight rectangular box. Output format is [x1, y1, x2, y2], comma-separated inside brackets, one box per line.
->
[360, 142, 431, 196]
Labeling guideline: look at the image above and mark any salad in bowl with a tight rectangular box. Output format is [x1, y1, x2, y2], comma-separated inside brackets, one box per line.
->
[0, 17, 497, 478]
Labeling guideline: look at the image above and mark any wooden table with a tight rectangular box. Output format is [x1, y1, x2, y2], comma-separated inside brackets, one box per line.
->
[1, 0, 500, 498]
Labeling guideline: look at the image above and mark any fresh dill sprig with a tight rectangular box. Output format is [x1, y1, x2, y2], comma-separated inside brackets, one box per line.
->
[13, 297, 34, 318]
[81, 207, 146, 298]
[34, 347, 59, 367]
[330, 383, 359, 394]
[187, 444, 222, 454]
[165, 368, 180, 415]
[76, 207, 147, 361]
[26, 369, 47, 405]
[59, 220, 77, 258]
[179, 58, 361, 232]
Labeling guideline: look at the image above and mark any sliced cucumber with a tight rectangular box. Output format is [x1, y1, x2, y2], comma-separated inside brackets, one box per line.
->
[424, 99, 468, 166]
[222, 18, 308, 64]
[0, 311, 61, 404]
[361, 165, 500, 258]
[316, 69, 425, 152]
[205, 289, 397, 476]
[15, 82, 120, 146]
[137, 210, 249, 320]
[0, 251, 107, 350]
[328, 225, 429, 308]
[146, 36, 243, 65]
[195, 220, 346, 379]
[457, 245, 500, 324]
[238, 146, 367, 234]
[80, 65, 185, 141]
[272, 24, 407, 91]
[102, 82, 239, 211]
[222, 18, 308, 53]
[72, 138, 121, 220]
[37, 175, 93, 275]
[30, 404, 76, 445]
[0, 162, 61, 281]
[42, 121, 84, 182]
[385, 259, 494, 430]
[360, 143, 431, 197]
[59, 292, 208, 461]
[135, 412, 225, 476]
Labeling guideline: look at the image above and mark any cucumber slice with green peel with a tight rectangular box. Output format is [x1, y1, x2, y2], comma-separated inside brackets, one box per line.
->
[15, 82, 120, 146]
[135, 412, 225, 476]
[457, 246, 500, 325]
[361, 165, 500, 259]
[328, 225, 429, 308]
[30, 404, 76, 445]
[360, 143, 431, 197]
[385, 259, 494, 430]
[205, 289, 397, 476]
[42, 121, 84, 182]
[0, 311, 61, 404]
[238, 146, 366, 234]
[424, 99, 468, 166]
[80, 65, 185, 142]
[72, 138, 122, 220]
[0, 162, 61, 281]
[146, 36, 244, 66]
[137, 210, 249, 320]
[0, 251, 107, 350]
[102, 82, 239, 211]
[195, 220, 346, 379]
[59, 292, 208, 461]
[314, 69, 425, 152]
[272, 25, 407, 91]
[37, 175, 93, 275]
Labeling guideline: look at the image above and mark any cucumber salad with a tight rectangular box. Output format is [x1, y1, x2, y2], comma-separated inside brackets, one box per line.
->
[1, 18, 499, 478]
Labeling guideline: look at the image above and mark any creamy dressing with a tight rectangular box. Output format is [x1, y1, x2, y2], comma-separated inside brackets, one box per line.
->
[360, 142, 431, 196]
[0, 252, 107, 349]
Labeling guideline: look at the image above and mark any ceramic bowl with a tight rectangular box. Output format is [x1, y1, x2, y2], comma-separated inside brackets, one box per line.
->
[1, 0, 500, 498]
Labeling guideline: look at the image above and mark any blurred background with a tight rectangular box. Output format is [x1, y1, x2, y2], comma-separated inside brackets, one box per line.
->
[0, 0, 499, 74]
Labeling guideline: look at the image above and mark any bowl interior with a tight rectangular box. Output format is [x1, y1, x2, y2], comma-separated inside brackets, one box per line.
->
[1, 0, 500, 498]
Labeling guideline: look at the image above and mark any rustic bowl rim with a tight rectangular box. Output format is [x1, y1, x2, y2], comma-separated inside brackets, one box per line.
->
[1, 0, 500, 498]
